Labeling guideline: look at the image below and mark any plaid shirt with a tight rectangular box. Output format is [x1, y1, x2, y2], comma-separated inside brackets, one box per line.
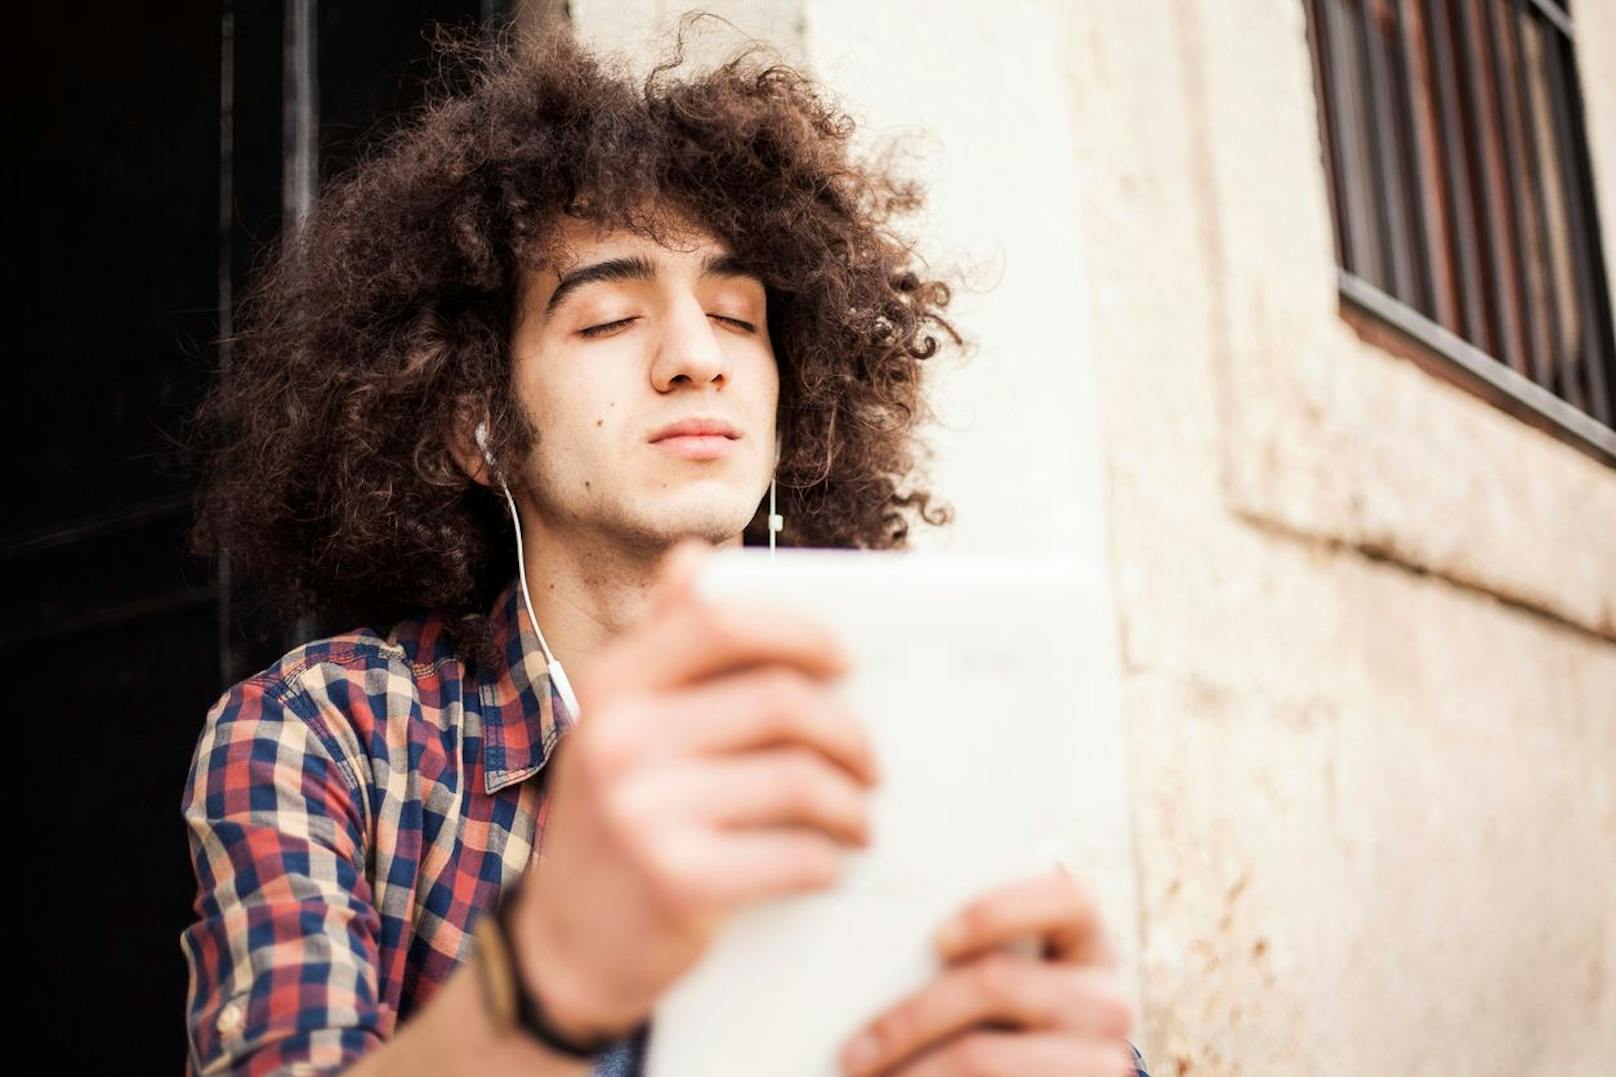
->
[180, 579, 1148, 1076]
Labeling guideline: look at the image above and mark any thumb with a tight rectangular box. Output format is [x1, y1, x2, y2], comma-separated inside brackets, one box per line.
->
[650, 538, 710, 618]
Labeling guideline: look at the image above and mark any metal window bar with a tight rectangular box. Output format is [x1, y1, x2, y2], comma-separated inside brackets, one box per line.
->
[1508, 0, 1564, 390]
[1454, 0, 1526, 377]
[1481, 0, 1541, 386]
[1538, 20, 1588, 413]
[1356, 0, 1416, 300]
[1323, 0, 1381, 279]
[1399, 0, 1463, 329]
[1304, 0, 1616, 459]
[1541, 9, 1613, 425]
[1424, 0, 1492, 351]
[1384, 0, 1435, 315]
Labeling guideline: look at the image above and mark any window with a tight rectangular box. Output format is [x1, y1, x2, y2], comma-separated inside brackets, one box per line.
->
[1304, 0, 1616, 462]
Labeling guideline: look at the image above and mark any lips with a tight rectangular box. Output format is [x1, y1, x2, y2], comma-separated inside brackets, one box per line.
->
[649, 417, 740, 442]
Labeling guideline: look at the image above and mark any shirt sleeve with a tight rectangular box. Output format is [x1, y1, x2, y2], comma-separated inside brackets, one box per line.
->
[179, 671, 386, 1075]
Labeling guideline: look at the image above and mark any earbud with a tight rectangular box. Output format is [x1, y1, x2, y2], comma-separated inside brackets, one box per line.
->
[474, 420, 495, 470]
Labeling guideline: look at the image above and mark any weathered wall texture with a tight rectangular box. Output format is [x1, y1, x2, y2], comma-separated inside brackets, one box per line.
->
[1059, 1, 1615, 1073]
[568, 1, 1616, 1073]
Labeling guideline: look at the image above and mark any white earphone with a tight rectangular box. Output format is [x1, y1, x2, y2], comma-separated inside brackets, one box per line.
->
[474, 418, 786, 724]
[476, 419, 582, 721]
[768, 429, 784, 554]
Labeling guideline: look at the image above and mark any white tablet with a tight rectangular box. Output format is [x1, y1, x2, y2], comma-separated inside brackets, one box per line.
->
[645, 546, 1128, 1076]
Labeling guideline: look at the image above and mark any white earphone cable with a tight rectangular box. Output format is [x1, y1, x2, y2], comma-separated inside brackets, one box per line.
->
[768, 430, 783, 559]
[497, 473, 582, 722]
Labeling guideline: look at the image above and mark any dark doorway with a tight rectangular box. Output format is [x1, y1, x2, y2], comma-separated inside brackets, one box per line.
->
[8, 2, 501, 1068]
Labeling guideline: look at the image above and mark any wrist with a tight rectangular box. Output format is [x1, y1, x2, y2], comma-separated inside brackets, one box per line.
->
[502, 879, 638, 1050]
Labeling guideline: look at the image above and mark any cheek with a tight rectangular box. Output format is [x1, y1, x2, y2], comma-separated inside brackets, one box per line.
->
[742, 342, 780, 402]
[586, 403, 623, 444]
[520, 359, 613, 433]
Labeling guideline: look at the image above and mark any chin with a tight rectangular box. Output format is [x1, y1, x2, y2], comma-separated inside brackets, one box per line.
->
[641, 496, 758, 545]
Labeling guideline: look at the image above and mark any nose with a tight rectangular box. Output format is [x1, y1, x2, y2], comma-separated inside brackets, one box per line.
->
[650, 296, 731, 392]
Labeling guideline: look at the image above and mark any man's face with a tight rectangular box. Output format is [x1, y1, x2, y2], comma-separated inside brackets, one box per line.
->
[507, 214, 778, 554]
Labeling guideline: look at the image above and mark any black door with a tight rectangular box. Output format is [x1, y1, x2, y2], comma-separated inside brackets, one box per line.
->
[9, 2, 500, 1068]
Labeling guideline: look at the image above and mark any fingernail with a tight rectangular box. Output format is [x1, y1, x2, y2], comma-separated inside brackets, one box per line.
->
[842, 1032, 881, 1074]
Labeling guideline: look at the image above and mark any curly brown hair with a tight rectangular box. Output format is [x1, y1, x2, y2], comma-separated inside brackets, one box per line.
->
[191, 19, 962, 660]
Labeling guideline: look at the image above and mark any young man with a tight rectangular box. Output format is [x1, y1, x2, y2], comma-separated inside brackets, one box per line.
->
[183, 25, 1148, 1077]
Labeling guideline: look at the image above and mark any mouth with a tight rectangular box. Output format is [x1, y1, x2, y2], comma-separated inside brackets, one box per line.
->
[648, 416, 741, 461]
[651, 434, 737, 461]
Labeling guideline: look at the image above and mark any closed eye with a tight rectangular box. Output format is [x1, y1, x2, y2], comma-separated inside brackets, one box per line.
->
[578, 317, 637, 339]
[577, 314, 756, 339]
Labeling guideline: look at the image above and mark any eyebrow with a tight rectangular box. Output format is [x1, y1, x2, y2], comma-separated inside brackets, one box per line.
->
[543, 250, 759, 318]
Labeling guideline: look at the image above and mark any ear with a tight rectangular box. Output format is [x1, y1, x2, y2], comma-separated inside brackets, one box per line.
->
[447, 408, 493, 488]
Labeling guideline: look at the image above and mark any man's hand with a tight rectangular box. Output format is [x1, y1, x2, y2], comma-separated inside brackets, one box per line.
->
[838, 868, 1136, 1076]
[511, 538, 881, 1045]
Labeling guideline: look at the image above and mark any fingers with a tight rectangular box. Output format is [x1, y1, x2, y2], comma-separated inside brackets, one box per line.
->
[839, 956, 1134, 1077]
[668, 746, 874, 846]
[934, 870, 1115, 969]
[880, 1031, 1137, 1077]
[660, 668, 881, 786]
[674, 826, 853, 909]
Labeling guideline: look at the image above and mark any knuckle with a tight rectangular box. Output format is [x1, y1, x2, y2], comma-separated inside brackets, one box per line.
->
[682, 597, 719, 645]
[569, 652, 614, 704]
[596, 782, 644, 844]
[646, 872, 697, 921]
[972, 955, 1021, 1007]
[761, 668, 809, 714]
[1073, 971, 1134, 1038]
[783, 753, 831, 809]
[694, 599, 743, 650]
[867, 1008, 909, 1052]
[572, 731, 615, 790]
[952, 1033, 1001, 1076]
[793, 836, 843, 887]
[955, 900, 994, 944]
[1057, 870, 1097, 918]
[576, 708, 636, 783]
[642, 848, 705, 920]
[1099, 990, 1136, 1039]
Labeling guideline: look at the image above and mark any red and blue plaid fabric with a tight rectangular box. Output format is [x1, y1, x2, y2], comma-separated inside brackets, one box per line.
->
[180, 580, 572, 1073]
[180, 580, 1149, 1075]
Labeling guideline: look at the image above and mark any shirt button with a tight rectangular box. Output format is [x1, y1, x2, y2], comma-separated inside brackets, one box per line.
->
[216, 1001, 245, 1035]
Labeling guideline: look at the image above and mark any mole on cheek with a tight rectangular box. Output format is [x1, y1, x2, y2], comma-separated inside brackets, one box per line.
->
[596, 419, 603, 427]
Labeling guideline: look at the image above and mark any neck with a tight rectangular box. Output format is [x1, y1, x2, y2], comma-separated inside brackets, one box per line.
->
[511, 508, 741, 675]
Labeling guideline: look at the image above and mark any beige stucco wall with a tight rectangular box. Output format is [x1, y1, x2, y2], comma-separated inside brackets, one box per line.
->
[1061, 1, 1615, 1073]
[567, 1, 1616, 1073]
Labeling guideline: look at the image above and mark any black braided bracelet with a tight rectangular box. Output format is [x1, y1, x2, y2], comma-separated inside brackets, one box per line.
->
[489, 879, 638, 1060]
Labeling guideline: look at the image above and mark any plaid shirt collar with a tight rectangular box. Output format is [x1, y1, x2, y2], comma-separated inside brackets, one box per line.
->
[473, 579, 575, 795]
